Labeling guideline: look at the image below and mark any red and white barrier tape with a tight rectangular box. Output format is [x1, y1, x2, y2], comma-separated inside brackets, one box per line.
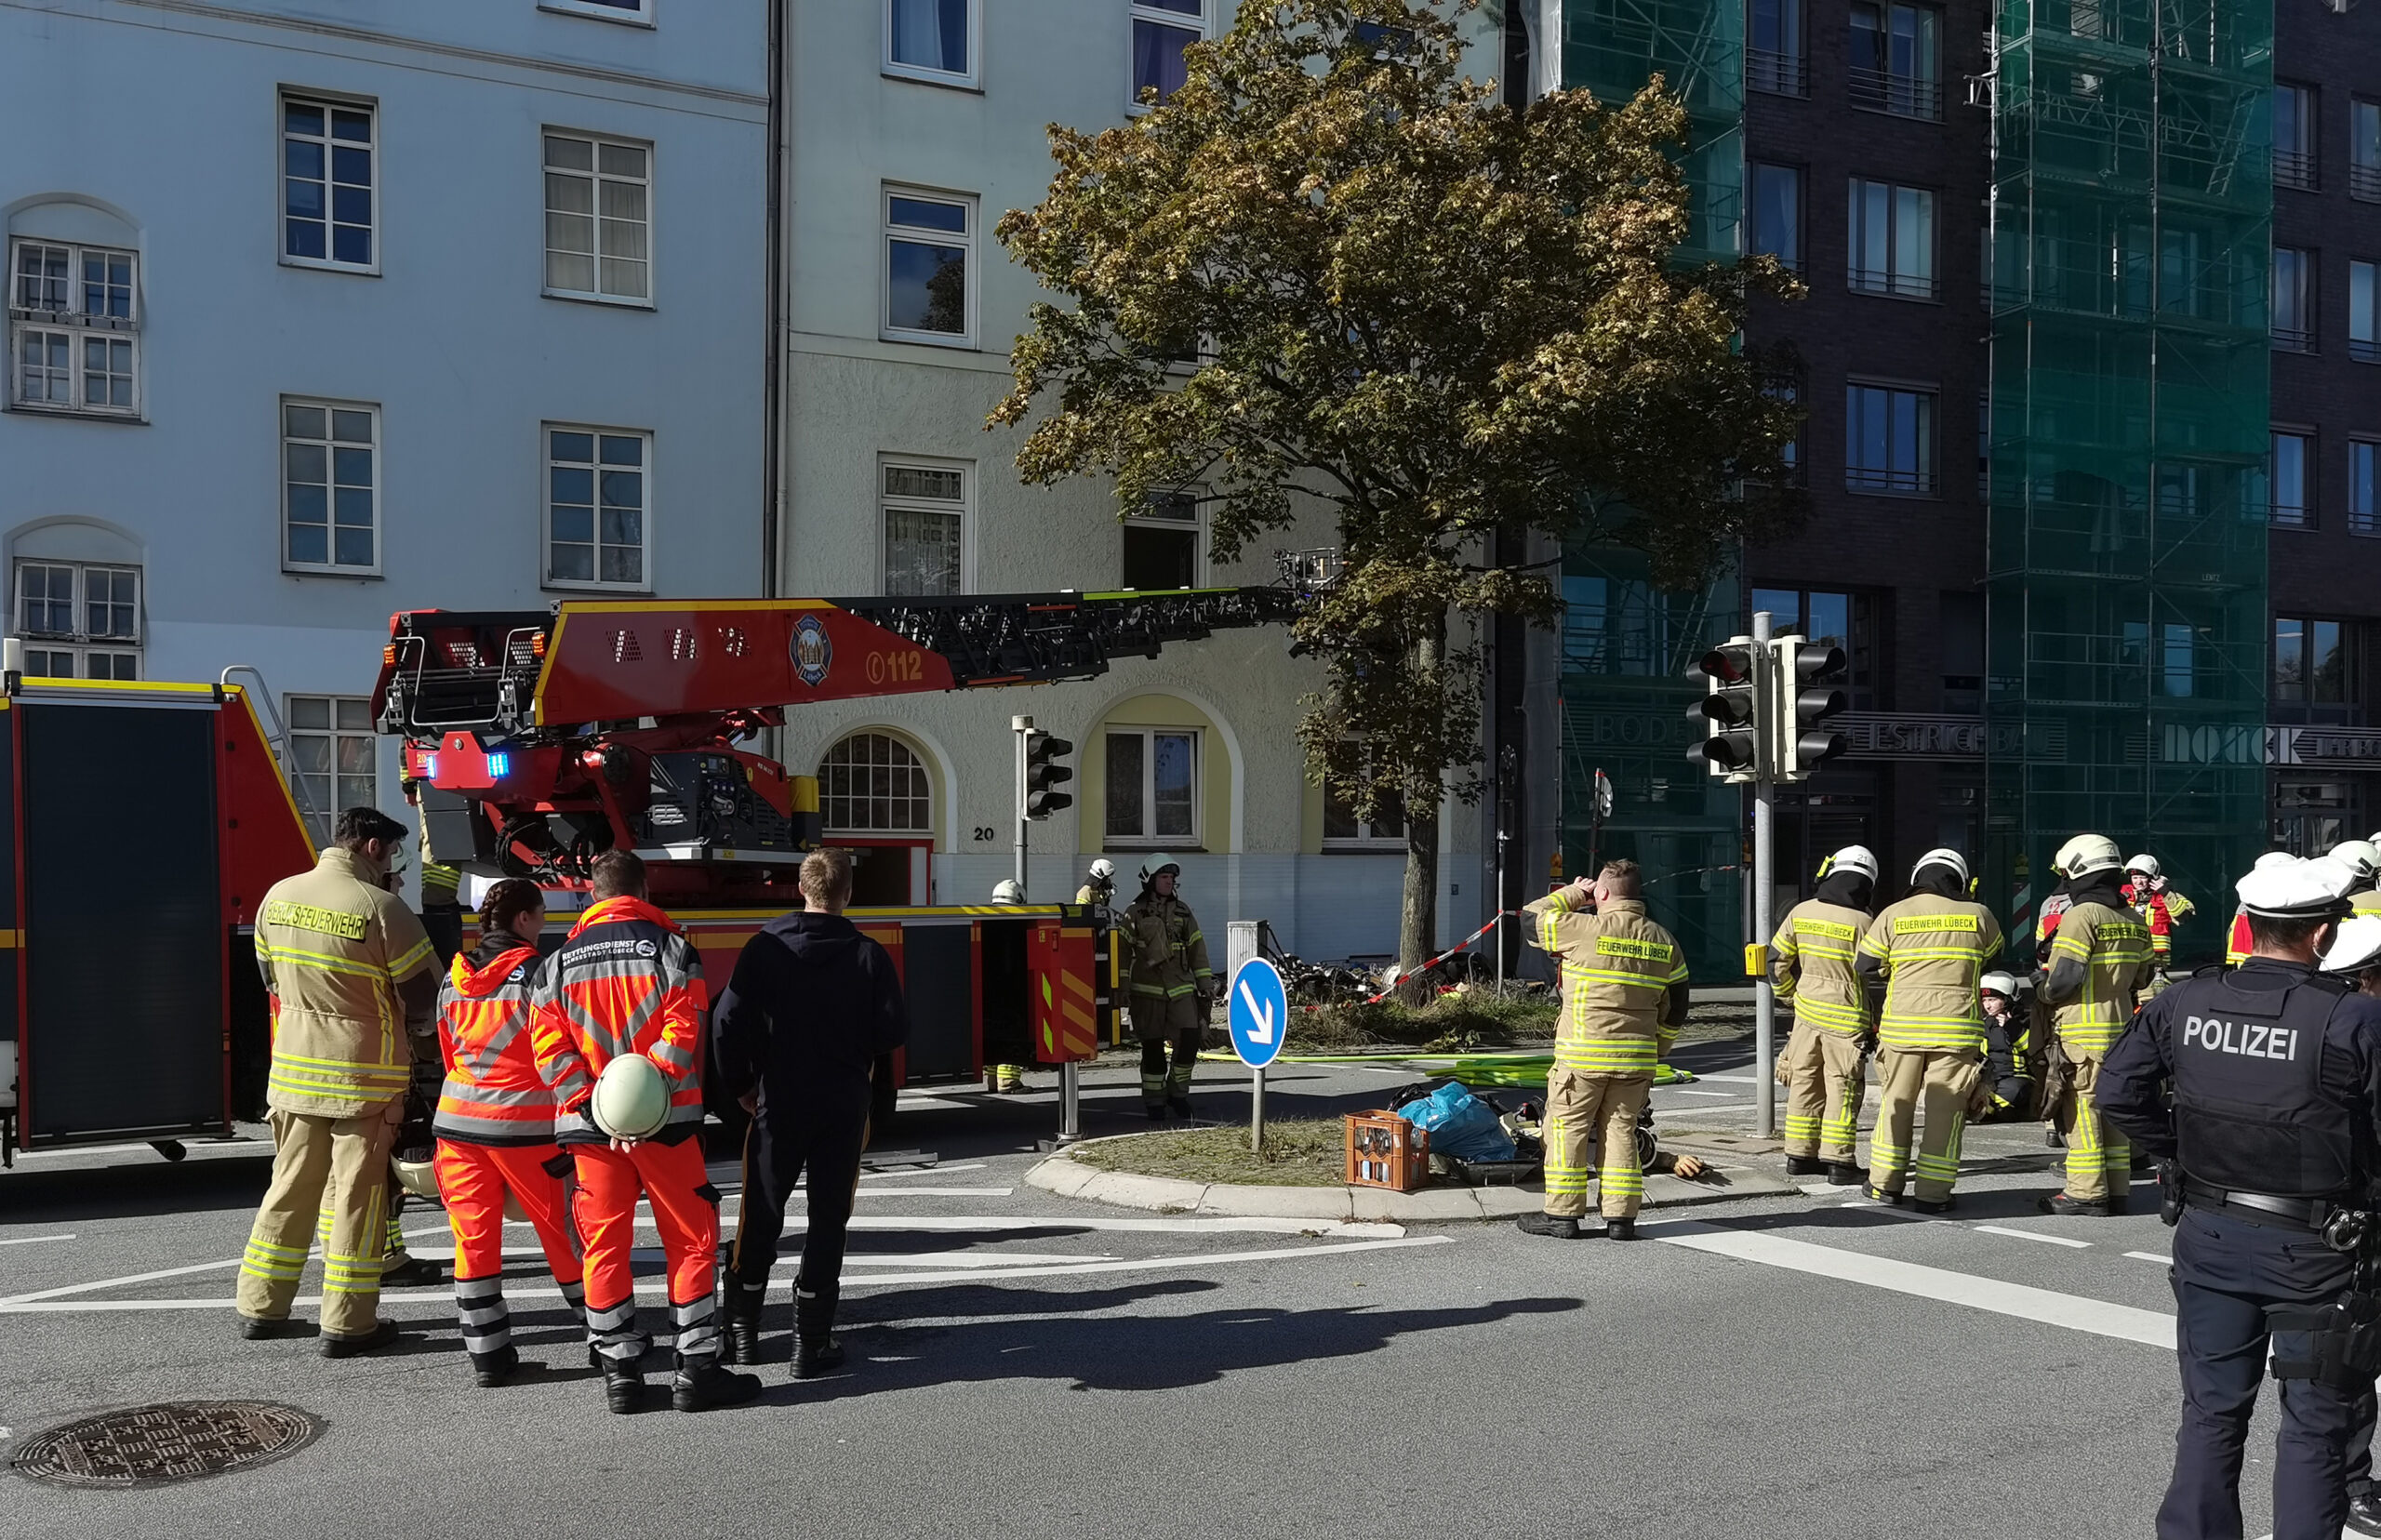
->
[1363, 909, 1523, 1003]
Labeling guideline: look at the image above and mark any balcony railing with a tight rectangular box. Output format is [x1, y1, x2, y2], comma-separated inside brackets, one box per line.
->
[2353, 163, 2381, 201]
[2353, 338, 2381, 364]
[1851, 268, 1940, 300]
[2274, 148, 2317, 191]
[1849, 68, 1941, 119]
[2352, 508, 2381, 537]
[2269, 501, 2313, 529]
[2272, 326, 2315, 354]
[1846, 466, 1935, 496]
[1749, 48, 1809, 97]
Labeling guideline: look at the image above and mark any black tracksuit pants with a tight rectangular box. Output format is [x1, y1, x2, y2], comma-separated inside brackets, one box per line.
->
[726, 1090, 870, 1341]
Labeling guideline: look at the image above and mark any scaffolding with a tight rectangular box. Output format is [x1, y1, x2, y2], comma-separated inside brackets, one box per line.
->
[1560, 0, 1746, 262]
[1984, 0, 2272, 953]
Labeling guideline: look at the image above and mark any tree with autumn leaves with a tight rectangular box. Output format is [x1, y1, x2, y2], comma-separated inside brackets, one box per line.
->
[993, 0, 1803, 988]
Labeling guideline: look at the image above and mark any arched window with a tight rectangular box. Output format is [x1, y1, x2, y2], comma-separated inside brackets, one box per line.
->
[818, 732, 931, 832]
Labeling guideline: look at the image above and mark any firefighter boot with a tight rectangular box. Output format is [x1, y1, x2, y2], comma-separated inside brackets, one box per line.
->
[1827, 1162, 1866, 1188]
[672, 1361, 763, 1413]
[1603, 1217, 1638, 1241]
[470, 1345, 520, 1388]
[724, 1282, 765, 1367]
[1785, 1156, 1826, 1176]
[1516, 1211, 1580, 1240]
[603, 1360, 645, 1415]
[2038, 1192, 2112, 1217]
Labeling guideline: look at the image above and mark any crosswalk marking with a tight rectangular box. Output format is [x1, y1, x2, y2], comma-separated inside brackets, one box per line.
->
[2125, 1251, 2172, 1265]
[1975, 1225, 2092, 1249]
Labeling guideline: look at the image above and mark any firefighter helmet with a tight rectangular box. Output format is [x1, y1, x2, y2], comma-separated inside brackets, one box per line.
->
[991, 879, 1025, 905]
[590, 1053, 670, 1141]
[391, 1150, 439, 1203]
[1817, 844, 1878, 882]
[2126, 853, 2161, 881]
[1137, 854, 1181, 888]
[1912, 847, 1970, 884]
[2053, 834, 2124, 879]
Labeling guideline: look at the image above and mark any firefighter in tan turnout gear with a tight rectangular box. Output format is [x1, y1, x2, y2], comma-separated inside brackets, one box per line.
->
[236, 807, 440, 1355]
[1856, 847, 2002, 1214]
[1517, 859, 1689, 1241]
[1770, 845, 1879, 1188]
[1120, 855, 1213, 1119]
[2036, 833, 2157, 1216]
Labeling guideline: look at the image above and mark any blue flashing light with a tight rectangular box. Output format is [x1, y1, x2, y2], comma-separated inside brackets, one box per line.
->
[486, 751, 511, 778]
[423, 753, 441, 780]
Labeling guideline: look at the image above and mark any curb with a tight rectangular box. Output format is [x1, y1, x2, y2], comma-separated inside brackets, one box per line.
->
[1026, 1140, 1801, 1223]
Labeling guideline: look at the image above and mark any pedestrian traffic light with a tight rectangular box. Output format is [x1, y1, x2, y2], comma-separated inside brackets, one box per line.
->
[1687, 638, 1763, 781]
[1774, 637, 1849, 782]
[1025, 731, 1074, 818]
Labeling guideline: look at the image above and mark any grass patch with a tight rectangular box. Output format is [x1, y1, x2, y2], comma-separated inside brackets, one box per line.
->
[1072, 1118, 1349, 1187]
[1292, 991, 1559, 1053]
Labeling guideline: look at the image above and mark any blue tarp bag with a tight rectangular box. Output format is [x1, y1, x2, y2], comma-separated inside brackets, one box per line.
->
[1393, 1081, 1516, 1163]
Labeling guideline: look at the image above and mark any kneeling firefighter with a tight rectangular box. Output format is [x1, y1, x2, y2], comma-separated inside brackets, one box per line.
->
[1121, 856, 1213, 1120]
[1769, 845, 1878, 1188]
[429, 879, 585, 1387]
[2098, 854, 2381, 1540]
[1976, 971, 2038, 1122]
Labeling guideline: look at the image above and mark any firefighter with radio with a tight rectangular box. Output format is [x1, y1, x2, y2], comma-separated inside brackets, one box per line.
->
[2097, 854, 2381, 1540]
[2036, 834, 2158, 1217]
[236, 807, 440, 1355]
[1517, 858, 1689, 1241]
[1120, 855, 1213, 1120]
[430, 878, 583, 1387]
[531, 851, 760, 1415]
[1769, 844, 1878, 1188]
[1076, 857, 1117, 909]
[1856, 847, 2002, 1214]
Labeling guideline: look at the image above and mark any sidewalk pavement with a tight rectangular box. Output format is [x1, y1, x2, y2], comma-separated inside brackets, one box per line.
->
[1026, 1140, 1802, 1224]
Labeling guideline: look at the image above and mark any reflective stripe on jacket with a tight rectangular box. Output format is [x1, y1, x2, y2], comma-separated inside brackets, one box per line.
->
[256, 847, 438, 1117]
[2042, 900, 2155, 1053]
[433, 944, 558, 1145]
[1121, 896, 1211, 1000]
[1770, 900, 1871, 1035]
[529, 896, 708, 1144]
[1859, 894, 2002, 1052]
[1525, 892, 1687, 1076]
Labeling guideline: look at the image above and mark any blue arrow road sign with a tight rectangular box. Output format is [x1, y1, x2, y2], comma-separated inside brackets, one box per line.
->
[1227, 958, 1288, 1069]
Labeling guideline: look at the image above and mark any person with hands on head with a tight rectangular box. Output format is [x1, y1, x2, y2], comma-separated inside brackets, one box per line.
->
[530, 850, 760, 1416]
[2096, 855, 2381, 1540]
[712, 848, 910, 1380]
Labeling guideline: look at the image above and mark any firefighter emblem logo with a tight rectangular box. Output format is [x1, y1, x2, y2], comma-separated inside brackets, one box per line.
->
[791, 614, 833, 687]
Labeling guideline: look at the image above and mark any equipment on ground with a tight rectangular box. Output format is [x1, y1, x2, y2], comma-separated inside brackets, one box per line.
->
[591, 1054, 672, 1141]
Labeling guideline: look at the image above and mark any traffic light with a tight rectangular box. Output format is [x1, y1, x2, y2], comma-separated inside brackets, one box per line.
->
[1774, 638, 1849, 782]
[1687, 637, 1763, 781]
[1025, 731, 1074, 818]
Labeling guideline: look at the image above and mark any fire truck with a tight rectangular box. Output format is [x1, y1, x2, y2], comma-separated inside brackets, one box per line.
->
[372, 588, 1298, 1103]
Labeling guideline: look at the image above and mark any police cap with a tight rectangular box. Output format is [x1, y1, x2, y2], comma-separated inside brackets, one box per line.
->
[2236, 855, 2358, 922]
[2323, 914, 2381, 976]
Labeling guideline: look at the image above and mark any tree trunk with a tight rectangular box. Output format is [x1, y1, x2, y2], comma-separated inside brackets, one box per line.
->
[1398, 807, 1441, 1004]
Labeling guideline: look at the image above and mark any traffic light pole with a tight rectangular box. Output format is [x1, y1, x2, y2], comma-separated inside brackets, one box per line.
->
[1011, 714, 1031, 901]
[1751, 610, 1777, 1140]
[1014, 714, 1084, 1147]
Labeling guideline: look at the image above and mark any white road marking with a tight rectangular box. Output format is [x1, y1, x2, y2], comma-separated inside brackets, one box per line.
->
[9, 1141, 265, 1161]
[0, 1232, 74, 1246]
[404, 1244, 1122, 1268]
[1688, 1073, 1760, 1083]
[1836, 1201, 1932, 1224]
[413, 1213, 1405, 1239]
[859, 1163, 985, 1179]
[1657, 1221, 2174, 1348]
[1671, 1091, 1740, 1099]
[1975, 1225, 2093, 1250]
[2125, 1251, 2173, 1265]
[847, 1187, 1014, 1199]
[0, 1256, 241, 1307]
[0, 1236, 1456, 1312]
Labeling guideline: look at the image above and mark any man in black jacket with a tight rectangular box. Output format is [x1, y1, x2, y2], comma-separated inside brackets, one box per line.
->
[712, 848, 909, 1379]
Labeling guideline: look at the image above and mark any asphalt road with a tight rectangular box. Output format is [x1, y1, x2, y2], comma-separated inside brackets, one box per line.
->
[0, 1044, 2271, 1539]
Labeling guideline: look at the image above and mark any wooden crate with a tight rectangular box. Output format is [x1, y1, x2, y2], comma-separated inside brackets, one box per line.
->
[1345, 1110, 1430, 1192]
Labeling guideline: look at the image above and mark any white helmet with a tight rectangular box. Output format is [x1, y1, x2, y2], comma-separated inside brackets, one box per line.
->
[391, 1150, 439, 1203]
[991, 879, 1025, 905]
[2255, 851, 2298, 872]
[1818, 844, 1878, 882]
[2053, 833, 2124, 879]
[2323, 914, 2381, 975]
[1912, 847, 1970, 884]
[1086, 858, 1116, 884]
[590, 1053, 671, 1141]
[2330, 840, 2381, 886]
[2126, 853, 2161, 880]
[1978, 971, 2019, 998]
[1137, 853, 1181, 887]
[2238, 855, 2358, 920]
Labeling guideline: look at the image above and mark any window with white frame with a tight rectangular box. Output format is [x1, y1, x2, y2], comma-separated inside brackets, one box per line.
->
[282, 95, 376, 270]
[881, 458, 968, 595]
[1105, 726, 1199, 844]
[882, 188, 974, 345]
[10, 239, 139, 416]
[283, 399, 379, 572]
[15, 562, 139, 679]
[1123, 490, 1202, 590]
[541, 0, 654, 23]
[1131, 0, 1207, 110]
[818, 732, 933, 832]
[286, 696, 377, 845]
[546, 426, 650, 589]
[544, 132, 652, 303]
[885, 0, 978, 86]
[1322, 740, 1404, 849]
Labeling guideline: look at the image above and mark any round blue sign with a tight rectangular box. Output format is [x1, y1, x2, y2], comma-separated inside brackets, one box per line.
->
[1227, 958, 1289, 1069]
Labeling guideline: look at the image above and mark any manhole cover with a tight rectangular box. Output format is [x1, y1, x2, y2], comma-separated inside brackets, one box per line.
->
[11, 1402, 321, 1488]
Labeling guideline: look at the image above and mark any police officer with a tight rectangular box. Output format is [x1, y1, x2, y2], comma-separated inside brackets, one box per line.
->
[1856, 848, 2002, 1214]
[2320, 916, 2381, 1538]
[1516, 859, 1688, 1241]
[1121, 855, 1213, 1120]
[2037, 834, 2157, 1216]
[2098, 854, 2381, 1539]
[1768, 845, 1877, 1188]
